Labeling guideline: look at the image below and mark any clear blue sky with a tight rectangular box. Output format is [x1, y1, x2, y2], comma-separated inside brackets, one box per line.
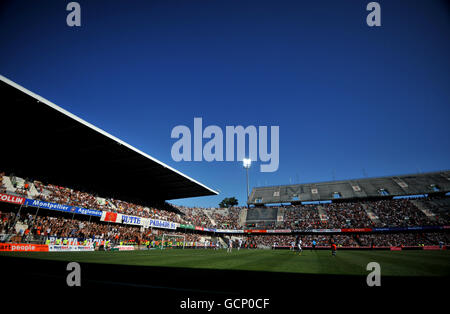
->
[0, 0, 449, 208]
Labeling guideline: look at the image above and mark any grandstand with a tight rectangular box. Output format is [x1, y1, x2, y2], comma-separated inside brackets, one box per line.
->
[1, 169, 449, 249]
[0, 75, 218, 203]
[240, 172, 450, 248]
[248, 171, 450, 204]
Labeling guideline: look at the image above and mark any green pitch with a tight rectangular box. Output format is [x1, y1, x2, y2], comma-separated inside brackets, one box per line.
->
[1, 249, 449, 277]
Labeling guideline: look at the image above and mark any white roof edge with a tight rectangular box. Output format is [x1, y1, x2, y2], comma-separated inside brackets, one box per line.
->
[0, 74, 219, 197]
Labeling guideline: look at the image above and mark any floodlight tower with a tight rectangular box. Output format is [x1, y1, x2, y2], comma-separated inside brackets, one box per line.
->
[243, 158, 252, 206]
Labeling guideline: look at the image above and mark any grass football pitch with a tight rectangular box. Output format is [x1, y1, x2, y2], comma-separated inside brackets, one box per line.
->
[1, 249, 449, 277]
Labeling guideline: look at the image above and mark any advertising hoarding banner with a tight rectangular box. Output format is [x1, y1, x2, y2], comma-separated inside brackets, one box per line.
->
[214, 229, 244, 233]
[0, 243, 49, 252]
[341, 228, 372, 233]
[25, 199, 71, 212]
[292, 229, 341, 233]
[121, 215, 142, 226]
[372, 227, 394, 232]
[373, 226, 446, 232]
[48, 245, 94, 252]
[74, 207, 102, 217]
[0, 193, 25, 205]
[179, 224, 195, 229]
[146, 218, 177, 230]
[407, 226, 441, 231]
[245, 229, 267, 233]
[309, 229, 341, 233]
[47, 236, 104, 246]
[24, 199, 102, 217]
[212, 228, 225, 232]
[114, 245, 135, 251]
[423, 246, 442, 250]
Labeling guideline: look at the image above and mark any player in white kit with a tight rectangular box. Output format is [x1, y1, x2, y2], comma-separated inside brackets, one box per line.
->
[227, 238, 233, 253]
[297, 238, 302, 255]
[290, 241, 295, 251]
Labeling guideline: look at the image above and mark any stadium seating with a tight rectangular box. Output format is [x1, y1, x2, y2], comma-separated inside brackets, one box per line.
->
[0, 171, 449, 248]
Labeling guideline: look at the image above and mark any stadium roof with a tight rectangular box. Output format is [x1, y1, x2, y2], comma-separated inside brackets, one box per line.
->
[0, 75, 218, 204]
[248, 171, 450, 205]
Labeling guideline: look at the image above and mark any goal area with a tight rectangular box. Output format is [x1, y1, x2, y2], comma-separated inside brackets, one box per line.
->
[161, 234, 186, 250]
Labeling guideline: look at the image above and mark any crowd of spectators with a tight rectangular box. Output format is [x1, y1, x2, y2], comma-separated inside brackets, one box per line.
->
[0, 172, 196, 225]
[282, 205, 321, 229]
[0, 210, 143, 242]
[176, 206, 244, 230]
[39, 184, 110, 211]
[1, 208, 449, 247]
[176, 206, 215, 228]
[357, 232, 450, 247]
[323, 202, 374, 228]
[0, 210, 19, 234]
[410, 197, 450, 225]
[1, 172, 247, 231]
[1, 172, 449, 234]
[0, 209, 212, 245]
[277, 199, 447, 230]
[248, 232, 448, 247]
[0, 172, 32, 197]
[367, 199, 434, 227]
[249, 235, 297, 247]
[210, 207, 243, 229]
[248, 234, 358, 247]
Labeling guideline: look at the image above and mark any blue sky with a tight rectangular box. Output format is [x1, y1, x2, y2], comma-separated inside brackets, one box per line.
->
[0, 0, 449, 208]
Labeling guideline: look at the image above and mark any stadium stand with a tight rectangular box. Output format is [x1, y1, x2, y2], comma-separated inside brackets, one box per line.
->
[248, 171, 450, 204]
[245, 206, 279, 227]
[1, 170, 449, 249]
[0, 75, 218, 205]
[0, 77, 448, 251]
